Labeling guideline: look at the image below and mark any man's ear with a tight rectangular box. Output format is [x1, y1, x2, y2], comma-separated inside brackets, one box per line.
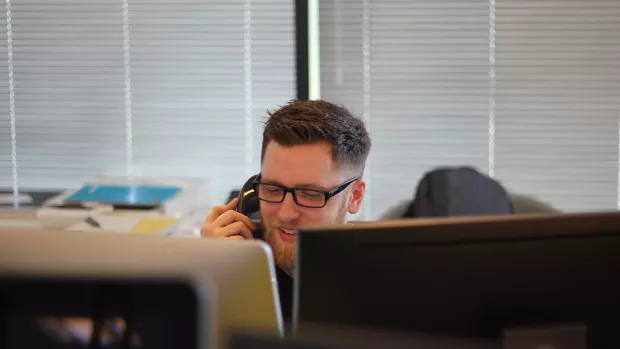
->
[347, 179, 366, 215]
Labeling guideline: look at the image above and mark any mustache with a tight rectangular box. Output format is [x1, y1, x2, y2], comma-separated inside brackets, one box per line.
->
[260, 215, 298, 229]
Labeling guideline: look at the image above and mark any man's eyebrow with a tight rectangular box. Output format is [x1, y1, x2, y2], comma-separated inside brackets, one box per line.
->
[295, 183, 330, 191]
[260, 177, 282, 185]
[261, 178, 329, 191]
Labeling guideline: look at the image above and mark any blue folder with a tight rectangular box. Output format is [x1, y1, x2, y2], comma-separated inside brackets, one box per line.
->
[66, 184, 181, 206]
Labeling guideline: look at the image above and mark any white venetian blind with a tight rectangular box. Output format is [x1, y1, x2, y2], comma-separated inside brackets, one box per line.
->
[0, 7, 11, 189]
[494, 0, 620, 212]
[250, 0, 296, 175]
[0, 0, 295, 204]
[6, 1, 127, 190]
[320, 0, 490, 220]
[128, 0, 295, 204]
[319, 1, 364, 120]
[319, 0, 620, 217]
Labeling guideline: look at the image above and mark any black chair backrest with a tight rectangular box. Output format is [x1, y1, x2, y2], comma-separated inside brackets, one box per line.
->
[403, 166, 513, 218]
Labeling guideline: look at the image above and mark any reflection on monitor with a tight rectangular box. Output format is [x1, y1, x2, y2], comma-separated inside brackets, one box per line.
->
[36, 317, 141, 347]
[0, 277, 199, 349]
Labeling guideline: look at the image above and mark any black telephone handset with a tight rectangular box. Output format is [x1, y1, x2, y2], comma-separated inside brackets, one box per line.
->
[235, 174, 263, 239]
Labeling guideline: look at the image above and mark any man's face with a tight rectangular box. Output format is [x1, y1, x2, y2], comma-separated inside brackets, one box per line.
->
[259, 141, 365, 275]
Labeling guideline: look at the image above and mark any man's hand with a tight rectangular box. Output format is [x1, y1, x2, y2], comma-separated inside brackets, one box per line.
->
[201, 197, 257, 240]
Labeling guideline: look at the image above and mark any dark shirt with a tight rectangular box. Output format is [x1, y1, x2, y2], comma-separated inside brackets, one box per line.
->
[275, 264, 294, 321]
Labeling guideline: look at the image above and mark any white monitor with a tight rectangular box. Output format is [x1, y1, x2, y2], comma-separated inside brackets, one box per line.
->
[0, 226, 283, 349]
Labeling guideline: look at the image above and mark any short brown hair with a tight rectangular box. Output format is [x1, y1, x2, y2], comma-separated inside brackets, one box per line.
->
[261, 99, 371, 174]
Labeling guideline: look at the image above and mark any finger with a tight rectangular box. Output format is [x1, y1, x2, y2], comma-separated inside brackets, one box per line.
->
[202, 220, 247, 239]
[205, 208, 222, 225]
[213, 210, 257, 231]
[218, 197, 239, 212]
[205, 198, 239, 224]
[217, 221, 254, 240]
[227, 235, 244, 241]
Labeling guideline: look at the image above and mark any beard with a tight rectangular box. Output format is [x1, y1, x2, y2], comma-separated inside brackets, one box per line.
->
[261, 199, 349, 276]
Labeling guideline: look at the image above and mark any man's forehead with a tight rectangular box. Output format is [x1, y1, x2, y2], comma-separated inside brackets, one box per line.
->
[260, 141, 344, 188]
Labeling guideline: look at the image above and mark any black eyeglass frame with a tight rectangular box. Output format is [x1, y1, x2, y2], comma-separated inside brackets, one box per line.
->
[252, 176, 360, 208]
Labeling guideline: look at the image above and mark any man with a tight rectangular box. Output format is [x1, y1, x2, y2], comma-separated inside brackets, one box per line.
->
[201, 99, 371, 320]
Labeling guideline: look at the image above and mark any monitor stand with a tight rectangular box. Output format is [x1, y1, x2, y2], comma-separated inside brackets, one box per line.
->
[503, 324, 586, 349]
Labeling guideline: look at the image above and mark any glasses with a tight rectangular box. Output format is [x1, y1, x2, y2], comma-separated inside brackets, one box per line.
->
[252, 177, 359, 208]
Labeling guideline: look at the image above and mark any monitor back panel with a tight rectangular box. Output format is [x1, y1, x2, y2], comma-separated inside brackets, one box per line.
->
[295, 212, 620, 347]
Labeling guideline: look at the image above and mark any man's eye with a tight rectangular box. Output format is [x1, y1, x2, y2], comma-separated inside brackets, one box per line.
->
[300, 190, 322, 198]
[264, 185, 282, 193]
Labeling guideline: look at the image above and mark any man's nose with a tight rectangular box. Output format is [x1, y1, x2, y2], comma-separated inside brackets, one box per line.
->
[277, 192, 300, 222]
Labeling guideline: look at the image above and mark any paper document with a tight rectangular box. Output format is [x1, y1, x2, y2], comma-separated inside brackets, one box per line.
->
[130, 217, 179, 235]
[67, 215, 178, 236]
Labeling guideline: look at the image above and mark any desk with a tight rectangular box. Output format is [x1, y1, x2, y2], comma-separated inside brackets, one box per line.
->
[0, 206, 208, 237]
[0, 208, 42, 228]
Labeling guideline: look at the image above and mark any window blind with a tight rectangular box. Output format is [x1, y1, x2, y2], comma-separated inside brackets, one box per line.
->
[128, 0, 295, 203]
[320, 0, 490, 220]
[0, 0, 295, 204]
[494, 0, 620, 212]
[0, 7, 11, 189]
[1, 1, 127, 190]
[319, 0, 620, 218]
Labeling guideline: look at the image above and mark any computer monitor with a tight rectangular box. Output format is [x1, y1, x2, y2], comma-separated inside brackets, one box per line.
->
[0, 227, 283, 349]
[294, 211, 620, 349]
[1, 276, 201, 349]
[230, 325, 495, 349]
[230, 332, 341, 349]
